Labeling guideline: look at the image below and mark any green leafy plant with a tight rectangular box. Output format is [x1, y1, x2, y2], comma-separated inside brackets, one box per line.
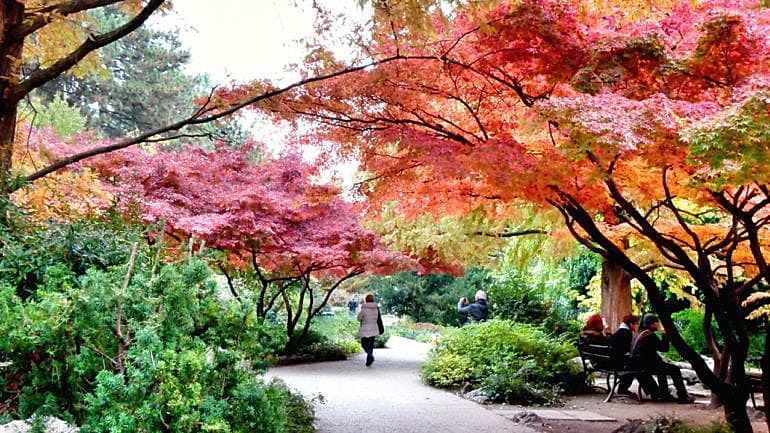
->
[420, 320, 580, 405]
[374, 331, 390, 348]
[420, 353, 473, 387]
[0, 222, 312, 432]
[489, 270, 580, 336]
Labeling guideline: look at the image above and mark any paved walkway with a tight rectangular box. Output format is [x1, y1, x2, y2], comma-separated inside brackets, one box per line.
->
[269, 336, 535, 433]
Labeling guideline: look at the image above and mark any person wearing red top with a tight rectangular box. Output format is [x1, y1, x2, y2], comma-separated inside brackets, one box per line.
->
[579, 313, 610, 346]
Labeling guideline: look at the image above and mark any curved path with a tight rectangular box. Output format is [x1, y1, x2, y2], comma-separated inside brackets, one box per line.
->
[269, 336, 535, 433]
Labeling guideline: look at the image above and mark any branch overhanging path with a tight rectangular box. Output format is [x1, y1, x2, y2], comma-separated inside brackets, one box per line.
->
[19, 45, 515, 190]
[20, 53, 414, 189]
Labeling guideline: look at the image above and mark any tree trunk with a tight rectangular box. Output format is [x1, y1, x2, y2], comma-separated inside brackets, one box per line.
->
[724, 397, 754, 433]
[762, 323, 770, 433]
[0, 1, 24, 192]
[601, 259, 632, 331]
[705, 305, 730, 407]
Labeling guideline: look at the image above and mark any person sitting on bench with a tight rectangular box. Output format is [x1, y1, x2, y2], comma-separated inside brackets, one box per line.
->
[628, 313, 694, 403]
[580, 313, 610, 346]
[608, 314, 639, 396]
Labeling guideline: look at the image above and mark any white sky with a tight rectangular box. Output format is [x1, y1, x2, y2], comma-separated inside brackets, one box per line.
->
[155, 1, 367, 85]
[151, 1, 369, 188]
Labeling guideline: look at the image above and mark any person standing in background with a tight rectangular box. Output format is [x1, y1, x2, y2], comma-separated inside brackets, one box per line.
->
[457, 290, 489, 324]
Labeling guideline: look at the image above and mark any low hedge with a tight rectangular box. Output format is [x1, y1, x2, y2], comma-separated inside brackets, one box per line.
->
[420, 320, 581, 405]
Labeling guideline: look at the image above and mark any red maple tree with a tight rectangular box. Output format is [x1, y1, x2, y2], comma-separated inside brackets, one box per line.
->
[243, 1, 770, 429]
[90, 143, 410, 349]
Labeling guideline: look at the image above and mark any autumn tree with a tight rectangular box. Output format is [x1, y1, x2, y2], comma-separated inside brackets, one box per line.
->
[0, 1, 169, 189]
[33, 6, 247, 145]
[0, 0, 419, 205]
[87, 144, 408, 350]
[252, 1, 770, 430]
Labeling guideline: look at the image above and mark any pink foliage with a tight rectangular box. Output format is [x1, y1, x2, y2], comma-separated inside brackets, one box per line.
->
[88, 143, 411, 277]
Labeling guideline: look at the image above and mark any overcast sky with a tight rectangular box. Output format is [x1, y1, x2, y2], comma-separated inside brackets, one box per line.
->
[155, 1, 367, 85]
[152, 1, 368, 187]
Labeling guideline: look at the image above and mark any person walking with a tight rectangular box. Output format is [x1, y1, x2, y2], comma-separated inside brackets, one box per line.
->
[357, 293, 384, 367]
[457, 290, 489, 323]
[629, 313, 694, 403]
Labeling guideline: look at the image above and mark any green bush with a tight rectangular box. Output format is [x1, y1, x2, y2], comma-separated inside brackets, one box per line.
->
[489, 270, 580, 336]
[374, 331, 390, 348]
[0, 226, 310, 433]
[336, 339, 363, 355]
[420, 320, 580, 405]
[287, 314, 362, 360]
[0, 218, 140, 299]
[269, 379, 316, 433]
[420, 353, 473, 387]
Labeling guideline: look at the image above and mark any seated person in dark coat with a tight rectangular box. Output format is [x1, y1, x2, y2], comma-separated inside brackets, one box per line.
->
[628, 313, 694, 403]
[579, 313, 610, 346]
[608, 314, 639, 395]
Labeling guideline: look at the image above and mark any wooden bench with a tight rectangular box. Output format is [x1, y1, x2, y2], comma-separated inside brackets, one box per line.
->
[578, 343, 644, 403]
[747, 371, 764, 409]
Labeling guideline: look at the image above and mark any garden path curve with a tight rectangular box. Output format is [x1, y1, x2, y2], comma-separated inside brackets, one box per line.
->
[268, 336, 536, 433]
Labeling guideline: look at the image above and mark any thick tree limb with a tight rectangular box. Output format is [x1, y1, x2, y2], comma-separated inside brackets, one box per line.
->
[10, 0, 124, 41]
[8, 0, 166, 102]
[19, 53, 422, 189]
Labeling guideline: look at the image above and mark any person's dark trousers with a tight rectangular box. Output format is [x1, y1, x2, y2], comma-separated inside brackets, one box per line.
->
[655, 362, 689, 399]
[636, 372, 661, 397]
[618, 373, 635, 393]
[361, 337, 375, 366]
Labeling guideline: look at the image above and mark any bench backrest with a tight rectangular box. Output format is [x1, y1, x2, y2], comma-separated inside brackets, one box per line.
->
[577, 344, 613, 371]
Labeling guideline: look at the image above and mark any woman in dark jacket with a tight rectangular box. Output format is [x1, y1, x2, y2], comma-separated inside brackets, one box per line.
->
[608, 314, 639, 394]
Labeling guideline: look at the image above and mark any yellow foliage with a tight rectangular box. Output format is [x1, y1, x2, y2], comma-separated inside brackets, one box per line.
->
[10, 125, 111, 221]
[22, 8, 105, 78]
[21, 0, 173, 78]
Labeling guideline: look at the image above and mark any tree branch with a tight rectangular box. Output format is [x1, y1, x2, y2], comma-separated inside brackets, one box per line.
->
[9, 0, 166, 103]
[19, 53, 423, 189]
[474, 228, 547, 238]
[10, 0, 125, 41]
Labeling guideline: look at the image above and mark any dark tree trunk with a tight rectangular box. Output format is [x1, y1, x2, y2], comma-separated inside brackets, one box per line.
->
[762, 323, 770, 433]
[555, 198, 754, 433]
[724, 397, 754, 433]
[705, 305, 730, 407]
[0, 1, 24, 192]
[601, 259, 632, 331]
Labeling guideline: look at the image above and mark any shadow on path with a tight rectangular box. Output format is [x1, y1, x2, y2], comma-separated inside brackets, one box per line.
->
[269, 336, 535, 433]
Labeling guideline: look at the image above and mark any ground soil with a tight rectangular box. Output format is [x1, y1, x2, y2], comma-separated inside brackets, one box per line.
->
[492, 393, 769, 433]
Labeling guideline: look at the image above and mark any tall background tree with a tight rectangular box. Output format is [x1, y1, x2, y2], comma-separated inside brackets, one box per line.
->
[32, 6, 247, 145]
[0, 0, 168, 191]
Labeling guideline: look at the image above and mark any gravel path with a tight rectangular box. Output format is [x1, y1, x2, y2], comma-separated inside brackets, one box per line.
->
[269, 336, 535, 433]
